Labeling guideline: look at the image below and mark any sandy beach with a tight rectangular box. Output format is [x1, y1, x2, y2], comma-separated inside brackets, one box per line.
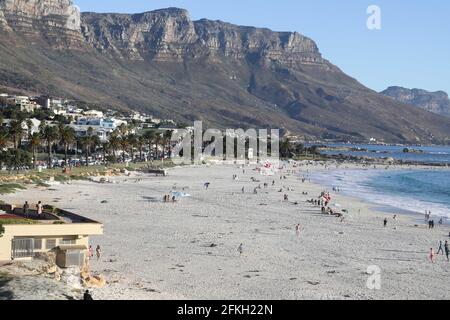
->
[2, 163, 450, 300]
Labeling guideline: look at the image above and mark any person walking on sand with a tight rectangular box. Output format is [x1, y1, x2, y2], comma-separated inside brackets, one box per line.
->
[96, 245, 102, 261]
[23, 201, 29, 218]
[437, 241, 444, 255]
[238, 243, 244, 257]
[295, 224, 301, 238]
[384, 218, 388, 227]
[445, 241, 449, 262]
[88, 245, 94, 260]
[429, 248, 436, 263]
[36, 201, 43, 218]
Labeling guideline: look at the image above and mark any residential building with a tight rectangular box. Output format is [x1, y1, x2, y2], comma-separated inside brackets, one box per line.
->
[83, 110, 104, 119]
[7, 96, 42, 113]
[0, 203, 103, 266]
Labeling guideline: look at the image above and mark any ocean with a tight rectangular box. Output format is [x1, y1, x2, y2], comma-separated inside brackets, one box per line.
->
[308, 144, 450, 221]
[318, 143, 450, 164]
[310, 169, 450, 221]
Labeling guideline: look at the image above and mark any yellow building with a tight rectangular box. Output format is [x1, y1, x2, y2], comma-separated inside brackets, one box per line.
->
[0, 204, 103, 265]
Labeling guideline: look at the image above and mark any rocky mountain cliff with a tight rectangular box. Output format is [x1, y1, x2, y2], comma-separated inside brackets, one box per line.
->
[1, 0, 450, 144]
[381, 86, 450, 118]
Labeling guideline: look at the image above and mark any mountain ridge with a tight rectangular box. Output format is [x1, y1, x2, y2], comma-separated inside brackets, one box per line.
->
[381, 86, 450, 118]
[1, 0, 450, 144]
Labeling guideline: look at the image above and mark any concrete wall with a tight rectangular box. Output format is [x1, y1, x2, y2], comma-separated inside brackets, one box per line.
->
[0, 223, 103, 261]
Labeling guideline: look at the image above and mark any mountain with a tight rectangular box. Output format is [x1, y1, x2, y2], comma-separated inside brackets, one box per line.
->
[381, 86, 450, 118]
[1, 0, 450, 144]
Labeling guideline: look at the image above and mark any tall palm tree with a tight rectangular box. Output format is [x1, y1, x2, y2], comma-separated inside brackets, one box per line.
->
[108, 131, 120, 161]
[163, 130, 173, 158]
[9, 119, 24, 150]
[80, 127, 98, 166]
[137, 135, 145, 161]
[59, 126, 76, 166]
[101, 142, 110, 164]
[120, 136, 129, 162]
[29, 132, 41, 169]
[40, 125, 59, 168]
[154, 132, 163, 160]
[127, 134, 137, 162]
[26, 119, 34, 139]
[143, 130, 156, 161]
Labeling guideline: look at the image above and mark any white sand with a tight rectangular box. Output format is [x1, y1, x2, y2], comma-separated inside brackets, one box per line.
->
[3, 163, 450, 300]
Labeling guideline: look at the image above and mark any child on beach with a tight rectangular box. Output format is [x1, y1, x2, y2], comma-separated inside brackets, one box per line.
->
[88, 245, 94, 260]
[429, 248, 436, 263]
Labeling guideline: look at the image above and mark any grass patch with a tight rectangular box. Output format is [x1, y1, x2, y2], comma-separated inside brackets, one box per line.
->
[0, 218, 38, 225]
[0, 184, 26, 195]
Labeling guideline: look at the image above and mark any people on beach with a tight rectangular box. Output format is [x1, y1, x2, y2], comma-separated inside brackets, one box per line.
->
[204, 182, 210, 190]
[238, 243, 244, 257]
[384, 218, 388, 227]
[96, 245, 102, 261]
[23, 201, 29, 218]
[445, 241, 449, 262]
[36, 201, 43, 218]
[437, 241, 444, 255]
[295, 224, 301, 238]
[88, 245, 94, 259]
[429, 248, 436, 263]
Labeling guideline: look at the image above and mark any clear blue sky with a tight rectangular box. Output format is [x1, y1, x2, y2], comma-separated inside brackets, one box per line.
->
[74, 0, 450, 94]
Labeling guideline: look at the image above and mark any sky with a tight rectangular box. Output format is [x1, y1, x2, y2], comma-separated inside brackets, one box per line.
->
[74, 0, 450, 94]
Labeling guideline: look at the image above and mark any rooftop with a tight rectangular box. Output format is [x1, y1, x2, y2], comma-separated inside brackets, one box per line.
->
[0, 204, 101, 225]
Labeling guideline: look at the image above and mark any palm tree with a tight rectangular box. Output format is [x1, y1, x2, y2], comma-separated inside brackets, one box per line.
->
[120, 136, 129, 162]
[118, 123, 128, 137]
[154, 132, 163, 160]
[80, 127, 98, 166]
[163, 130, 173, 158]
[0, 131, 9, 169]
[143, 130, 156, 161]
[9, 119, 24, 150]
[29, 132, 41, 169]
[280, 138, 293, 159]
[137, 135, 145, 161]
[108, 131, 120, 161]
[26, 119, 33, 139]
[127, 134, 137, 162]
[59, 126, 76, 166]
[40, 125, 59, 168]
[101, 142, 110, 164]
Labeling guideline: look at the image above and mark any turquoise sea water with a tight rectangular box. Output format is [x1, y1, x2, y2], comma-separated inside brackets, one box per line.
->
[310, 169, 450, 221]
